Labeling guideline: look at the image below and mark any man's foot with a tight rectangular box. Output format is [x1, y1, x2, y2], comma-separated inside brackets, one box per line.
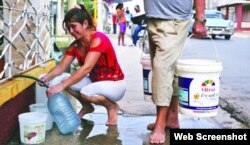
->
[149, 125, 166, 144]
[147, 122, 180, 131]
[106, 103, 119, 126]
[78, 104, 94, 118]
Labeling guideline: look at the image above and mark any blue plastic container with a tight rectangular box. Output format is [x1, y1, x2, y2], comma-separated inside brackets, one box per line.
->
[48, 93, 81, 134]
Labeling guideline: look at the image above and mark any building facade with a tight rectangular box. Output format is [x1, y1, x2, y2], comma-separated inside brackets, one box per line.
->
[208, 0, 250, 31]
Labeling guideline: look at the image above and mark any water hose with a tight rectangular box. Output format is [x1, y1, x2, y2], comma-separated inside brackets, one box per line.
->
[14, 74, 49, 88]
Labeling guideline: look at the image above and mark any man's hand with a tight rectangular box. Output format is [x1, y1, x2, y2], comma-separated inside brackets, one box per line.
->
[193, 0, 206, 38]
[192, 21, 207, 38]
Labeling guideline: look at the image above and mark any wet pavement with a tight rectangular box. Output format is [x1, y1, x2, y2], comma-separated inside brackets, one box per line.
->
[7, 33, 249, 145]
[7, 105, 246, 145]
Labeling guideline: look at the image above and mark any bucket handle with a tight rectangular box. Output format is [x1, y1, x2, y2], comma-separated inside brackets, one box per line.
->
[180, 34, 220, 62]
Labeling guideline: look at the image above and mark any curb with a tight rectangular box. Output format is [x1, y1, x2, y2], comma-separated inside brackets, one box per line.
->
[220, 98, 250, 128]
[233, 32, 250, 38]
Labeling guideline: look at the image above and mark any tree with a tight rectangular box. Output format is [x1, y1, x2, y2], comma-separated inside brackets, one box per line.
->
[63, 0, 94, 17]
[78, 0, 94, 16]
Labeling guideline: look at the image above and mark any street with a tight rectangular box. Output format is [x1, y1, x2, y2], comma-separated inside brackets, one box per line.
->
[182, 35, 250, 127]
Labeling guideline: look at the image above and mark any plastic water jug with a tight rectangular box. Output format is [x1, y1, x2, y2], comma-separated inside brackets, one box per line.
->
[47, 93, 81, 134]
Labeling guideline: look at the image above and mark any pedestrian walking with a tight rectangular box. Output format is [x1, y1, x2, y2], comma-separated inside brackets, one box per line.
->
[40, 4, 126, 126]
[144, 0, 207, 144]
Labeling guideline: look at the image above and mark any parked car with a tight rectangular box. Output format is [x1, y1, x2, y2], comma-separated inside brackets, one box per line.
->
[189, 10, 234, 40]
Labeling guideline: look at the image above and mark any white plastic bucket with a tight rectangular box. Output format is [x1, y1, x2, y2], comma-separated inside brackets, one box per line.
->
[176, 35, 223, 117]
[29, 103, 53, 130]
[140, 54, 152, 101]
[18, 112, 47, 144]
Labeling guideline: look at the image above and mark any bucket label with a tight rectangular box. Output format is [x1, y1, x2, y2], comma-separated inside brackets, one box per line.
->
[178, 76, 220, 111]
[143, 68, 152, 95]
[22, 123, 45, 144]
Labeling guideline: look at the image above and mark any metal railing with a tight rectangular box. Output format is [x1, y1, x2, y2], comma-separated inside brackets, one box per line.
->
[0, 0, 54, 83]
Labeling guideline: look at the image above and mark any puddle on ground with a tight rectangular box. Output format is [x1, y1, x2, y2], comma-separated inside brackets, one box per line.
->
[7, 110, 235, 145]
[8, 114, 155, 145]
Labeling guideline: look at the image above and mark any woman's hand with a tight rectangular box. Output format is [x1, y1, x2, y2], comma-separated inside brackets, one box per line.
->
[46, 83, 66, 97]
[39, 74, 50, 87]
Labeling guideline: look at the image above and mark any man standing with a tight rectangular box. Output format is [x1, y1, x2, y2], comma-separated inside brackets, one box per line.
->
[112, 13, 117, 34]
[144, 0, 207, 144]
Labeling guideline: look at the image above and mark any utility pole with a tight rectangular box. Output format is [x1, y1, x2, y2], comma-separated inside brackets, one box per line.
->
[97, 0, 103, 31]
[68, 0, 77, 10]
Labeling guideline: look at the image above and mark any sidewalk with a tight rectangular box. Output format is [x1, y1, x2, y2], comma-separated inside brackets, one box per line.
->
[110, 34, 156, 115]
[233, 31, 250, 38]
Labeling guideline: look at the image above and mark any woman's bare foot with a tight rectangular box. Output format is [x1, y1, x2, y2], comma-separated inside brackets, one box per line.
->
[106, 103, 119, 126]
[78, 104, 94, 118]
[149, 125, 166, 144]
